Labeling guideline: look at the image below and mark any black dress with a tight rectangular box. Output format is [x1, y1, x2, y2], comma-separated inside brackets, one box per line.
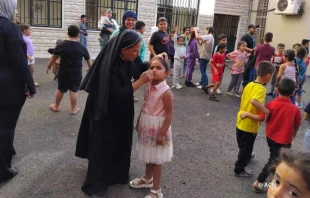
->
[0, 17, 35, 183]
[76, 56, 147, 196]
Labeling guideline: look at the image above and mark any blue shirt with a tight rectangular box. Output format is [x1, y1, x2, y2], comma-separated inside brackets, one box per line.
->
[294, 57, 306, 80]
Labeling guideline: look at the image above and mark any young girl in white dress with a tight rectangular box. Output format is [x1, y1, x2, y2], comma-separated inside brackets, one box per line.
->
[130, 57, 173, 198]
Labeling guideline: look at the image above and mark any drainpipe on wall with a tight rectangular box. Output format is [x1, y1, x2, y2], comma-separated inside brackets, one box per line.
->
[248, 0, 254, 25]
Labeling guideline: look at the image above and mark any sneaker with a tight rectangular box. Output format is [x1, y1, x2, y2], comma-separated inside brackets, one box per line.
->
[266, 92, 273, 96]
[216, 89, 222, 95]
[234, 169, 253, 177]
[197, 85, 203, 89]
[234, 93, 241, 98]
[210, 95, 219, 102]
[195, 82, 200, 86]
[185, 81, 195, 87]
[175, 84, 182, 89]
[226, 91, 233, 96]
[253, 180, 265, 193]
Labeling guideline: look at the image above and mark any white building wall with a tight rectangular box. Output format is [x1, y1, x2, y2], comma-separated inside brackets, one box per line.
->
[29, 0, 251, 58]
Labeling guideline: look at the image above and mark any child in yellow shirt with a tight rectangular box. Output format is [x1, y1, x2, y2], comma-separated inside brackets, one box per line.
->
[234, 61, 275, 177]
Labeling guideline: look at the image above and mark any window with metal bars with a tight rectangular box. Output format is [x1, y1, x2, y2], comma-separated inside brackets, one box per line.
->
[156, 0, 199, 33]
[86, 0, 138, 30]
[255, 0, 270, 43]
[17, 0, 62, 27]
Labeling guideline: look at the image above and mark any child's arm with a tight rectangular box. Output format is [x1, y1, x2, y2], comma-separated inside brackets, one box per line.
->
[226, 53, 236, 63]
[27, 54, 33, 61]
[148, 44, 156, 57]
[46, 55, 59, 73]
[209, 59, 218, 74]
[240, 111, 265, 122]
[251, 99, 270, 115]
[276, 64, 285, 84]
[293, 126, 299, 138]
[304, 112, 310, 121]
[157, 90, 173, 145]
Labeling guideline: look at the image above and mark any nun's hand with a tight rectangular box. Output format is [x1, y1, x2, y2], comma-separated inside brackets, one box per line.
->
[140, 70, 154, 83]
[156, 53, 168, 61]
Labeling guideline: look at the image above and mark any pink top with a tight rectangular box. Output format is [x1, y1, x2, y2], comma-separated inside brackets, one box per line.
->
[228, 50, 248, 74]
[142, 80, 171, 117]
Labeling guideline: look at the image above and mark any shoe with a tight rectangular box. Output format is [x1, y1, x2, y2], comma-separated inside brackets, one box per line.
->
[234, 169, 252, 177]
[195, 82, 200, 86]
[234, 93, 241, 98]
[185, 81, 195, 87]
[34, 82, 40, 87]
[197, 85, 203, 89]
[172, 84, 182, 89]
[0, 167, 18, 184]
[202, 87, 209, 94]
[133, 95, 139, 102]
[210, 95, 219, 102]
[145, 189, 163, 198]
[226, 91, 233, 96]
[296, 103, 303, 109]
[253, 180, 265, 193]
[216, 89, 222, 95]
[266, 92, 273, 96]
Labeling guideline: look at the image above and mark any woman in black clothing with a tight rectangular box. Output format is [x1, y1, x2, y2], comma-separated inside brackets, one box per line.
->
[0, 0, 36, 183]
[76, 30, 166, 198]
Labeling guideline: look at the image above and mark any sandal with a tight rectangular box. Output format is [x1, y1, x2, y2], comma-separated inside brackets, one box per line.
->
[129, 177, 153, 189]
[145, 189, 163, 198]
[49, 104, 60, 112]
[70, 108, 80, 115]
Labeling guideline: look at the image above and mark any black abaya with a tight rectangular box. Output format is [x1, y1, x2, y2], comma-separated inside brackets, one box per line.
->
[76, 57, 147, 196]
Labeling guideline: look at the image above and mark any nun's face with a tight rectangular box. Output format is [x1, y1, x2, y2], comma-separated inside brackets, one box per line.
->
[125, 17, 136, 30]
[121, 42, 142, 61]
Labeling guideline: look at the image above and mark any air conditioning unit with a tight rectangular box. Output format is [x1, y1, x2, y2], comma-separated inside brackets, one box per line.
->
[275, 0, 301, 15]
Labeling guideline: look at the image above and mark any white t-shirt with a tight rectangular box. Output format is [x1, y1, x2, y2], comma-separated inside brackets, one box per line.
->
[199, 34, 214, 60]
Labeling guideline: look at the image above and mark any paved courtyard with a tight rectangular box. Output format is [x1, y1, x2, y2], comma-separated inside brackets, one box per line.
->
[0, 59, 309, 198]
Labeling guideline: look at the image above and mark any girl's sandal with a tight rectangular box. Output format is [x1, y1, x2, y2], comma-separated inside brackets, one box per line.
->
[129, 177, 153, 189]
[145, 189, 163, 198]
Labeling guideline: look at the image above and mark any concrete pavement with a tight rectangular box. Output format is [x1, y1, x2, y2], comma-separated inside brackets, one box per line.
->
[0, 59, 309, 198]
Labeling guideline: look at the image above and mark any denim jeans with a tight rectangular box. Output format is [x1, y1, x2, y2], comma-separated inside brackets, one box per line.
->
[80, 34, 87, 47]
[199, 59, 209, 87]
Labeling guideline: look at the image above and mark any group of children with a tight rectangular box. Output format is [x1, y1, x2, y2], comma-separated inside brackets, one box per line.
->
[232, 37, 310, 195]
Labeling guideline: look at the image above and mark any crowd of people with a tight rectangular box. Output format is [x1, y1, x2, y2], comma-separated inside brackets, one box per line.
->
[1, 0, 310, 197]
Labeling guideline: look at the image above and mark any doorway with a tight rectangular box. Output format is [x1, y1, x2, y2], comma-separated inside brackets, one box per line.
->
[213, 14, 240, 54]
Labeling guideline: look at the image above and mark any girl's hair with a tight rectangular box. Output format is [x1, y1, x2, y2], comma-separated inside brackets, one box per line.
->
[149, 57, 169, 72]
[271, 149, 310, 191]
[284, 49, 295, 61]
[237, 41, 247, 49]
[297, 47, 307, 60]
[188, 31, 196, 45]
[20, 24, 30, 32]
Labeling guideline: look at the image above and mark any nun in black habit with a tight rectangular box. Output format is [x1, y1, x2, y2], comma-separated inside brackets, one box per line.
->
[75, 29, 167, 197]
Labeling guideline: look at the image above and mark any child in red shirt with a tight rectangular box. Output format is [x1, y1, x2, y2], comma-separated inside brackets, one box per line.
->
[240, 78, 301, 192]
[267, 43, 285, 97]
[207, 43, 226, 102]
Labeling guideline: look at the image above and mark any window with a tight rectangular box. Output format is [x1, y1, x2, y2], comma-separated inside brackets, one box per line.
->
[17, 0, 62, 27]
[255, 0, 269, 43]
[156, 0, 199, 33]
[86, 0, 138, 30]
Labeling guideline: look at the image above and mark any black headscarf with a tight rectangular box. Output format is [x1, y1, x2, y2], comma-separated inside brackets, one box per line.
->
[80, 29, 141, 120]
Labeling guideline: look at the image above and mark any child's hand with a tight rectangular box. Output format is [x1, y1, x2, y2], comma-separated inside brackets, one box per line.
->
[157, 135, 166, 146]
[214, 68, 218, 75]
[28, 57, 33, 62]
[240, 112, 249, 119]
[175, 26, 179, 31]
[180, 56, 185, 59]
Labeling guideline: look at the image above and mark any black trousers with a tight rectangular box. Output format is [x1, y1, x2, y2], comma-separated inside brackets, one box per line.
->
[234, 128, 257, 174]
[0, 100, 25, 183]
[257, 137, 291, 183]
